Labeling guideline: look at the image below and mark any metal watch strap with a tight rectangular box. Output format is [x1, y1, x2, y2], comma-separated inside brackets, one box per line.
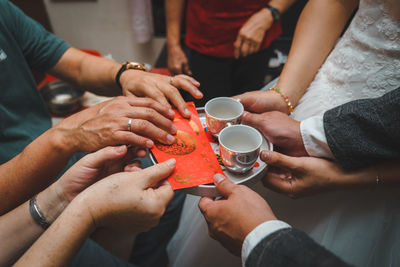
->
[115, 62, 148, 90]
[29, 195, 51, 229]
[265, 5, 281, 22]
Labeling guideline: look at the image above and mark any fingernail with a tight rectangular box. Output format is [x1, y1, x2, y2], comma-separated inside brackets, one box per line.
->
[116, 145, 126, 153]
[165, 158, 176, 167]
[169, 109, 175, 117]
[213, 173, 225, 185]
[167, 134, 175, 144]
[184, 108, 191, 116]
[261, 150, 270, 161]
[171, 125, 177, 134]
[196, 90, 203, 97]
[146, 140, 154, 148]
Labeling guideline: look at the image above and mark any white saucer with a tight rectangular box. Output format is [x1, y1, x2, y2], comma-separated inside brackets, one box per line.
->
[149, 107, 273, 198]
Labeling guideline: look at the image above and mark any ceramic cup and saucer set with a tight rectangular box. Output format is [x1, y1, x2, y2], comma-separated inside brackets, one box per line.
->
[150, 97, 273, 197]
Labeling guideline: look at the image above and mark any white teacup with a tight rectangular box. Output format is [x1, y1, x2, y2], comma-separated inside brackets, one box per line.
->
[205, 97, 244, 137]
[218, 125, 262, 174]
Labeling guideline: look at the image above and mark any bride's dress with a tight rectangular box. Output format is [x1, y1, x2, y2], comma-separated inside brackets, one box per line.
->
[167, 0, 400, 266]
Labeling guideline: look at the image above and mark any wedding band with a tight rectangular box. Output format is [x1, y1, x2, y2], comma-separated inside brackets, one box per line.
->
[127, 118, 133, 132]
[376, 176, 380, 185]
[169, 76, 174, 85]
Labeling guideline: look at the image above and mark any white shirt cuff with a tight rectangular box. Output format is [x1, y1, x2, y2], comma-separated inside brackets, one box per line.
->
[241, 220, 291, 267]
[300, 115, 334, 159]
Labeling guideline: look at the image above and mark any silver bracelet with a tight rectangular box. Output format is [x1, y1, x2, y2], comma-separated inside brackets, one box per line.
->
[29, 195, 51, 229]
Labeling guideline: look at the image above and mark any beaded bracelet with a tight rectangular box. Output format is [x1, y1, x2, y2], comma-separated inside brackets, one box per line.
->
[269, 87, 294, 114]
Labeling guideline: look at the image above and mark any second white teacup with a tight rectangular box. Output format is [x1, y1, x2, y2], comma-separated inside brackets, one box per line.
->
[205, 97, 244, 137]
[218, 125, 262, 174]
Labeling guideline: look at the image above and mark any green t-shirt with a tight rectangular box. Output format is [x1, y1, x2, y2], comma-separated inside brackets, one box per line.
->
[0, 0, 71, 164]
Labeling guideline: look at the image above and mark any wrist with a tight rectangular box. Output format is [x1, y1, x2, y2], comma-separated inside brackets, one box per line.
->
[258, 8, 274, 30]
[35, 186, 69, 224]
[47, 127, 78, 157]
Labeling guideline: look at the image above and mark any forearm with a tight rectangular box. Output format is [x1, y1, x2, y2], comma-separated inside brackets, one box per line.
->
[0, 128, 76, 214]
[49, 47, 122, 97]
[0, 185, 67, 266]
[165, 0, 186, 49]
[276, 0, 358, 106]
[15, 198, 94, 267]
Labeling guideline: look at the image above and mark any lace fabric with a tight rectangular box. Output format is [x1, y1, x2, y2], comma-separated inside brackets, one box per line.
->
[293, 0, 400, 121]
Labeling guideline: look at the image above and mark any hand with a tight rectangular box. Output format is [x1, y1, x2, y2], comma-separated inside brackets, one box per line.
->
[198, 174, 276, 256]
[120, 70, 202, 118]
[233, 90, 289, 114]
[76, 159, 176, 234]
[234, 8, 274, 58]
[57, 96, 177, 152]
[260, 151, 372, 198]
[53, 146, 141, 204]
[167, 45, 192, 76]
[242, 111, 308, 157]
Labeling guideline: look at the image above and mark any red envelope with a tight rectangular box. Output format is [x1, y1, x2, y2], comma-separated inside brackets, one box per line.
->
[151, 102, 225, 189]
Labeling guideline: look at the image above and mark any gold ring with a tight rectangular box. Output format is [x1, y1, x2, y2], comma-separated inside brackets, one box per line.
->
[169, 76, 174, 85]
[127, 118, 133, 132]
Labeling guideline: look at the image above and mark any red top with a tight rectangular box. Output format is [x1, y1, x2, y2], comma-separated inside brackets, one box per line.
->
[184, 0, 282, 58]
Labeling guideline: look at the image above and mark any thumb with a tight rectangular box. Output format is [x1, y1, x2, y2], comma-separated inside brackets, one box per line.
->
[261, 150, 300, 171]
[153, 181, 174, 206]
[241, 111, 262, 129]
[81, 145, 127, 169]
[213, 173, 236, 198]
[139, 158, 176, 189]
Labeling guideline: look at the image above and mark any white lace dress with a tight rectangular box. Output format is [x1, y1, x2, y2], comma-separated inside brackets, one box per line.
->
[167, 1, 400, 266]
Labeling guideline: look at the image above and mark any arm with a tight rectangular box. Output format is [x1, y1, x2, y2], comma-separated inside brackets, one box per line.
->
[235, 0, 359, 114]
[165, 0, 192, 75]
[50, 47, 202, 117]
[0, 96, 175, 214]
[15, 160, 175, 267]
[246, 228, 351, 267]
[198, 174, 351, 267]
[0, 146, 137, 265]
[261, 151, 400, 199]
[324, 87, 400, 169]
[234, 0, 296, 58]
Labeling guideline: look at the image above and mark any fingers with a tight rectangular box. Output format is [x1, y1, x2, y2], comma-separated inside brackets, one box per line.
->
[241, 111, 262, 129]
[160, 83, 192, 118]
[240, 39, 251, 58]
[127, 107, 176, 135]
[81, 145, 127, 169]
[154, 181, 174, 205]
[172, 75, 203, 99]
[262, 168, 295, 195]
[126, 97, 175, 120]
[115, 131, 154, 148]
[260, 150, 301, 171]
[234, 36, 243, 59]
[213, 173, 235, 198]
[139, 158, 176, 189]
[182, 62, 193, 76]
[198, 197, 214, 214]
[124, 160, 142, 172]
[127, 119, 175, 145]
[136, 83, 171, 108]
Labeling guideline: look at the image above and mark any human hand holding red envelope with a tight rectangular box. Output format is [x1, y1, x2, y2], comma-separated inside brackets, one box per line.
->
[151, 102, 225, 190]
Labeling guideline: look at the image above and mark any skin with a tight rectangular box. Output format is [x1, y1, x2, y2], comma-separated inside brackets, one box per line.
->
[198, 174, 277, 256]
[0, 146, 140, 266]
[261, 150, 400, 199]
[50, 47, 202, 117]
[14, 159, 176, 267]
[0, 96, 173, 214]
[199, 158, 400, 261]
[241, 111, 308, 157]
[234, 0, 359, 114]
[166, 0, 295, 74]
[234, 0, 296, 59]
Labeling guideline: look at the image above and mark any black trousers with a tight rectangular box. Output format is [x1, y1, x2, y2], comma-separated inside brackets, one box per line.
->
[184, 48, 272, 106]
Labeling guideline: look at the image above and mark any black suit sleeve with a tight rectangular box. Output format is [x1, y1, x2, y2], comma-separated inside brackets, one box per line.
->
[323, 87, 400, 170]
[246, 228, 352, 267]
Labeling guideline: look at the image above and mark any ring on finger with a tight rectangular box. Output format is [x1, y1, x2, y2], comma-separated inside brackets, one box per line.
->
[169, 76, 174, 86]
[127, 118, 133, 132]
